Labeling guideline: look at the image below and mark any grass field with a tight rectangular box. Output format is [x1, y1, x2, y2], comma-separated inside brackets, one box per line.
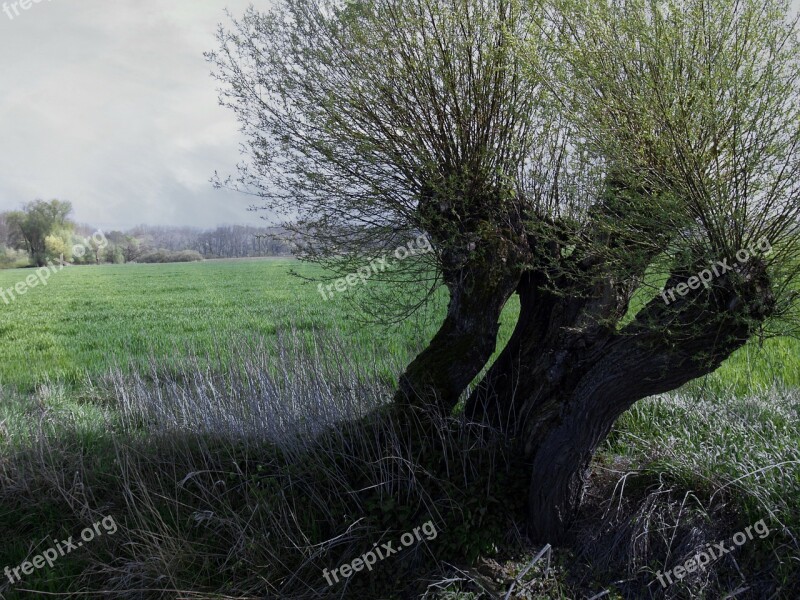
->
[0, 259, 450, 392]
[0, 258, 797, 395]
[1, 259, 799, 599]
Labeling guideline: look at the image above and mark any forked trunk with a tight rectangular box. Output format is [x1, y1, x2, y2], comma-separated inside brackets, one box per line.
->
[473, 260, 776, 541]
[394, 266, 520, 414]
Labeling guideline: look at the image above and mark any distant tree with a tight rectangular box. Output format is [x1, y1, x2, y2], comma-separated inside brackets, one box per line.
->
[118, 235, 142, 263]
[86, 237, 104, 264]
[0, 212, 9, 249]
[106, 246, 125, 264]
[7, 200, 73, 267]
[44, 233, 71, 264]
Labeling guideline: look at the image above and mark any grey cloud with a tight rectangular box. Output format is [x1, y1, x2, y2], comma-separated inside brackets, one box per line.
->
[0, 0, 261, 229]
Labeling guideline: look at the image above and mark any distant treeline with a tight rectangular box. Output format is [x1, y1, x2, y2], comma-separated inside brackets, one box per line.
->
[0, 203, 294, 268]
[123, 224, 294, 260]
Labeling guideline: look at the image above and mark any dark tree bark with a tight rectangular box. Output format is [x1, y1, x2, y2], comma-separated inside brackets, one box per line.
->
[467, 255, 775, 541]
[393, 268, 520, 414]
[392, 168, 540, 413]
[393, 208, 531, 414]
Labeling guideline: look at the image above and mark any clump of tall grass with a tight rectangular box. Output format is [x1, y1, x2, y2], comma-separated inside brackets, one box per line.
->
[108, 328, 401, 442]
[606, 387, 800, 528]
[0, 329, 522, 599]
[579, 386, 800, 598]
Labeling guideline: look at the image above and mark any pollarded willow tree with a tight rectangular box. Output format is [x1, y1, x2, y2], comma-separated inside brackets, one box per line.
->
[209, 0, 800, 540]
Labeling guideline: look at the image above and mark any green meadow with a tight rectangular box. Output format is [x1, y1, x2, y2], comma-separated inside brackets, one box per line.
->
[0, 258, 796, 395]
[1, 259, 799, 598]
[0, 259, 445, 392]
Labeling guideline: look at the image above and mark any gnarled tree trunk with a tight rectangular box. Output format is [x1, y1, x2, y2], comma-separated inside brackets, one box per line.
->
[394, 200, 532, 414]
[467, 257, 775, 540]
[393, 268, 520, 414]
[397, 172, 778, 542]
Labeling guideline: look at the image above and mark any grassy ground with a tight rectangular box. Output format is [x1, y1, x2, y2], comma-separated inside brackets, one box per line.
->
[0, 259, 798, 599]
[0, 259, 448, 392]
[0, 259, 796, 393]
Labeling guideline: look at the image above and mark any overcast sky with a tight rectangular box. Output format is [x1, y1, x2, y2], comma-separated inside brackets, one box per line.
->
[1, 0, 799, 231]
[0, 0, 260, 231]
